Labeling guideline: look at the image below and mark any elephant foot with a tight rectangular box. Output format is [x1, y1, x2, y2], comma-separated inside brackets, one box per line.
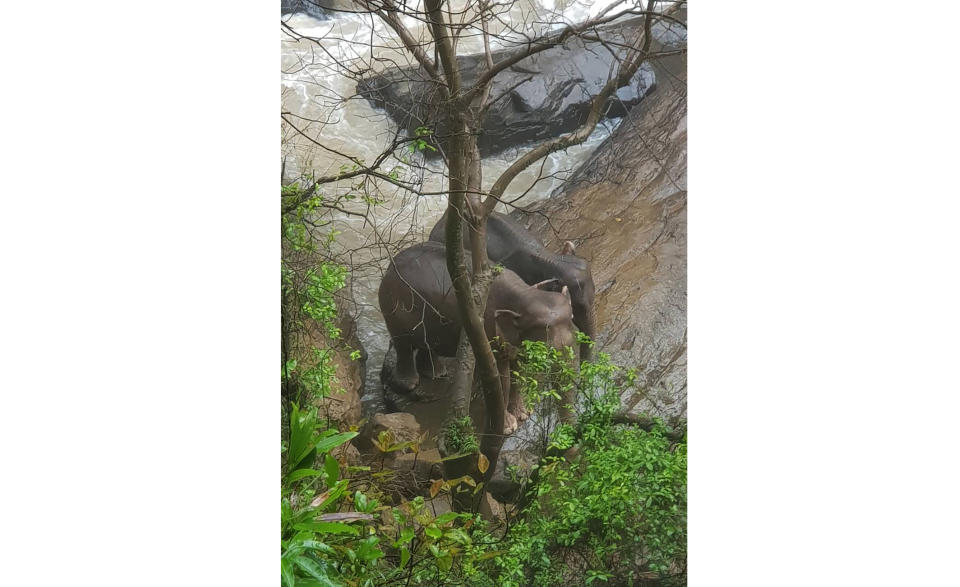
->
[503, 411, 519, 436]
[511, 404, 530, 424]
[388, 367, 420, 395]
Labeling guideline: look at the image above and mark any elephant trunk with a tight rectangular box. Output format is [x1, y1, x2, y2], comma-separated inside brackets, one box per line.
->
[578, 305, 597, 363]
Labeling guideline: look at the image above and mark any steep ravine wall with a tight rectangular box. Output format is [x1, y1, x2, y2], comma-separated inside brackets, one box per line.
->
[514, 54, 687, 424]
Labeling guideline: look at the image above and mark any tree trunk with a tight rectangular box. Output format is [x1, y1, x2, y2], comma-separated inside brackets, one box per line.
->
[442, 120, 505, 489]
[446, 331, 475, 419]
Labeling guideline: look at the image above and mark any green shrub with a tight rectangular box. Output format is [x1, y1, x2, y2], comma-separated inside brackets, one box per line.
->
[496, 424, 686, 585]
[281, 182, 354, 410]
[494, 343, 687, 585]
[443, 415, 480, 455]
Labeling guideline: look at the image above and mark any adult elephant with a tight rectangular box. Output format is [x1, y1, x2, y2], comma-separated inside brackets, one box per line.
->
[429, 211, 596, 361]
[378, 242, 576, 433]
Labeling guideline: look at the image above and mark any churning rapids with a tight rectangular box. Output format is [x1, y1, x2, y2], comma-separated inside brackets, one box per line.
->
[281, 1, 642, 416]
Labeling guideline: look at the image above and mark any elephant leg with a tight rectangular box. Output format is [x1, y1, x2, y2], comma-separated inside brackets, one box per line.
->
[503, 411, 519, 436]
[502, 362, 517, 435]
[506, 361, 530, 424]
[416, 348, 448, 379]
[390, 339, 420, 394]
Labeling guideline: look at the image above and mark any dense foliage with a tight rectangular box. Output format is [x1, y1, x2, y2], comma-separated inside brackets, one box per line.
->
[281, 403, 499, 586]
[497, 424, 687, 585]
[494, 341, 687, 585]
[442, 416, 480, 455]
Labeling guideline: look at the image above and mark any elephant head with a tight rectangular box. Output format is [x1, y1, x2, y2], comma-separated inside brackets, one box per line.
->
[492, 282, 577, 360]
[427, 211, 597, 363]
[491, 282, 578, 433]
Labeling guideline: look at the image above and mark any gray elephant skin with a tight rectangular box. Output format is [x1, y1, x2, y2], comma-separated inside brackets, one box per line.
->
[428, 211, 596, 362]
[378, 241, 576, 432]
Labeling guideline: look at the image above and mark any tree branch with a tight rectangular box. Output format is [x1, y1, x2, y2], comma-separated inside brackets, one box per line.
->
[482, 0, 658, 215]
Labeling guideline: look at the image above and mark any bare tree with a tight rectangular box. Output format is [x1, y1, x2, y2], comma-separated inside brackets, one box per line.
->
[282, 0, 687, 494]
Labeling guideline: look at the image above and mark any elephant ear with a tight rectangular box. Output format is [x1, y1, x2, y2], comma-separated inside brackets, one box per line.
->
[560, 240, 576, 256]
[494, 309, 522, 347]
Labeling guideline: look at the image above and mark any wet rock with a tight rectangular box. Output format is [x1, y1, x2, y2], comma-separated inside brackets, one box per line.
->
[331, 440, 362, 467]
[514, 52, 687, 424]
[488, 449, 539, 504]
[359, 448, 442, 502]
[356, 412, 423, 454]
[427, 493, 454, 517]
[356, 17, 656, 158]
[384, 449, 443, 497]
[478, 492, 507, 523]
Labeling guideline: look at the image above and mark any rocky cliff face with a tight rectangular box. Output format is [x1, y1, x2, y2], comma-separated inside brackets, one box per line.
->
[514, 54, 687, 424]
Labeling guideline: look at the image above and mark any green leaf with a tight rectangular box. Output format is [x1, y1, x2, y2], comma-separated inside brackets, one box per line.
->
[354, 491, 368, 512]
[296, 580, 339, 587]
[280, 559, 296, 587]
[435, 551, 453, 572]
[293, 522, 360, 536]
[292, 447, 318, 473]
[288, 404, 318, 469]
[394, 527, 415, 547]
[476, 550, 505, 561]
[296, 540, 334, 554]
[286, 468, 323, 483]
[323, 454, 339, 485]
[434, 512, 460, 525]
[292, 555, 334, 585]
[400, 546, 410, 568]
[424, 526, 442, 539]
[355, 536, 384, 562]
[314, 431, 358, 455]
[296, 581, 339, 587]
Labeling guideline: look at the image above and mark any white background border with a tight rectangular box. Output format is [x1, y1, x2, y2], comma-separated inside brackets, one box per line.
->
[1, 1, 958, 584]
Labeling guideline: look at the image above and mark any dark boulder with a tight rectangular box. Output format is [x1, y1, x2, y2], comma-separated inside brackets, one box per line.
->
[487, 449, 539, 504]
[355, 412, 423, 455]
[356, 17, 657, 158]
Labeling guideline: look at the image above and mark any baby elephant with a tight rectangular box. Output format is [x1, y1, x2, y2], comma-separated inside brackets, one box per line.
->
[378, 242, 576, 434]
